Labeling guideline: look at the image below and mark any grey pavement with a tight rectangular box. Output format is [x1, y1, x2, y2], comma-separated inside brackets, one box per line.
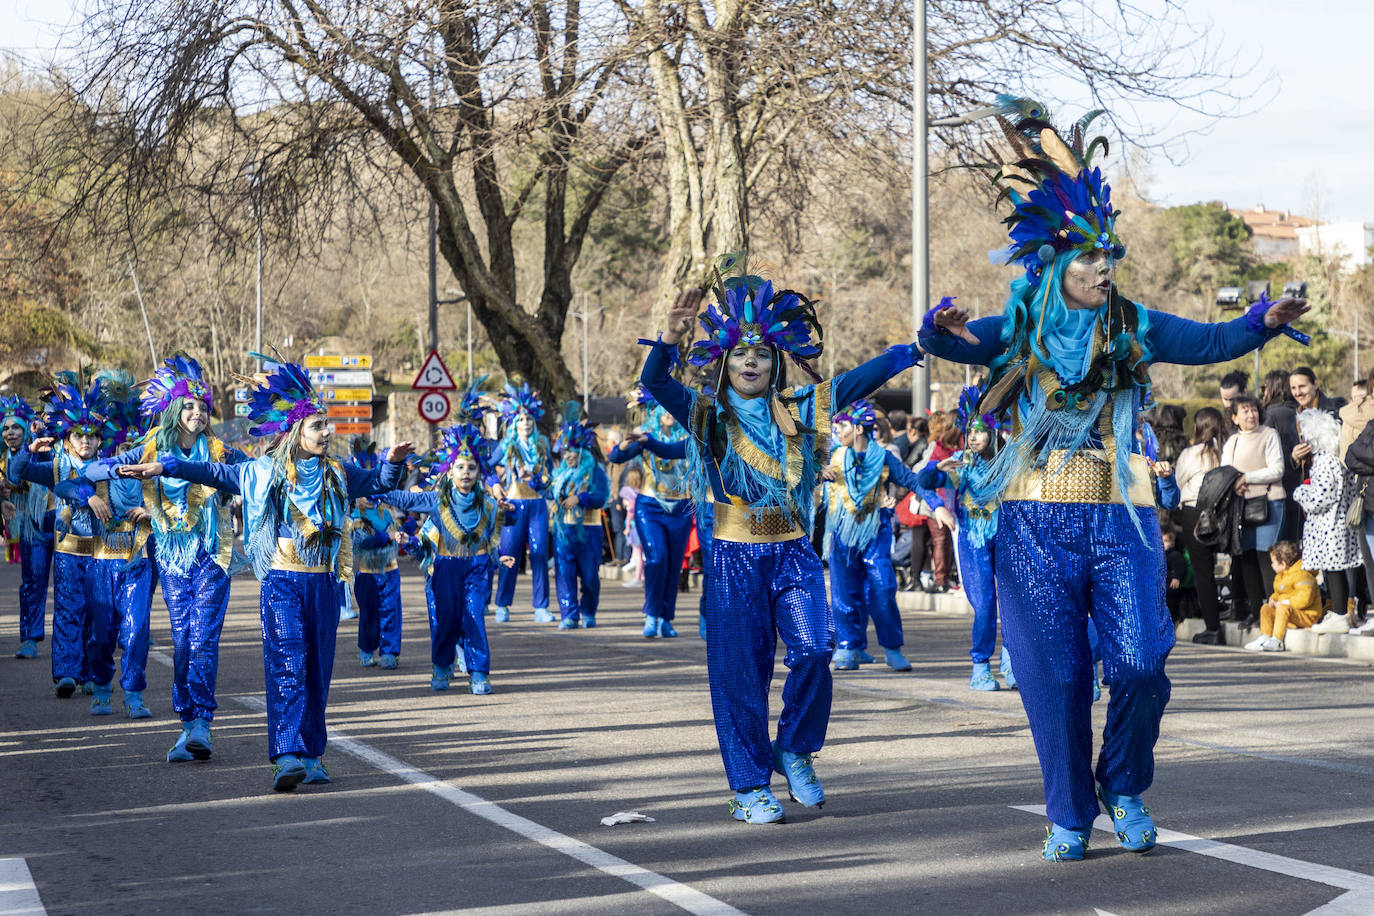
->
[3, 559, 1374, 915]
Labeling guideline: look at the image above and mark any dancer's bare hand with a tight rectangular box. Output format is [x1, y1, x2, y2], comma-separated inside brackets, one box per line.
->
[882, 495, 897, 510]
[499, 555, 516, 568]
[1152, 460, 1174, 479]
[933, 506, 956, 531]
[388, 441, 416, 464]
[560, 495, 580, 509]
[623, 431, 648, 446]
[662, 289, 703, 345]
[29, 436, 55, 454]
[931, 306, 980, 345]
[937, 457, 961, 473]
[1264, 297, 1309, 328]
[821, 466, 838, 482]
[127, 507, 150, 524]
[88, 495, 112, 523]
[118, 462, 164, 479]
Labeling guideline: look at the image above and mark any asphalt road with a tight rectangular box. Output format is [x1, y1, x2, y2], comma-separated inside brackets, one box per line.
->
[3, 559, 1374, 916]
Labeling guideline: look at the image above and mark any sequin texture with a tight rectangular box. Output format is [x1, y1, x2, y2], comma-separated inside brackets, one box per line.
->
[633, 499, 693, 622]
[828, 514, 905, 651]
[18, 538, 53, 642]
[161, 548, 231, 721]
[428, 555, 493, 674]
[114, 555, 154, 692]
[554, 526, 602, 623]
[355, 568, 403, 656]
[495, 498, 550, 610]
[259, 570, 343, 760]
[956, 528, 1000, 663]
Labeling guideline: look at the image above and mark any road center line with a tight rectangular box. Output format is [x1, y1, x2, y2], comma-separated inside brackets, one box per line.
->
[232, 695, 746, 916]
[0, 857, 48, 916]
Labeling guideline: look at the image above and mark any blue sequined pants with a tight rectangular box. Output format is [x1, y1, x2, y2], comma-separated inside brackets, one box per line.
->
[260, 570, 342, 761]
[996, 501, 1173, 830]
[429, 555, 492, 674]
[634, 499, 692, 621]
[19, 537, 53, 642]
[703, 537, 834, 791]
[955, 528, 1000, 663]
[829, 517, 905, 651]
[495, 498, 550, 610]
[113, 556, 154, 692]
[355, 568, 403, 657]
[161, 550, 231, 721]
[51, 552, 118, 684]
[555, 527, 602, 623]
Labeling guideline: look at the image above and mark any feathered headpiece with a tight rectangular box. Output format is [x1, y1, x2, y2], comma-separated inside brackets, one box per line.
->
[553, 400, 599, 454]
[0, 395, 34, 424]
[234, 353, 325, 438]
[987, 96, 1123, 286]
[142, 353, 213, 417]
[687, 254, 823, 382]
[833, 398, 877, 431]
[350, 434, 379, 470]
[956, 385, 1000, 435]
[42, 379, 109, 440]
[434, 423, 493, 476]
[499, 378, 544, 424]
[101, 380, 147, 454]
[454, 374, 496, 425]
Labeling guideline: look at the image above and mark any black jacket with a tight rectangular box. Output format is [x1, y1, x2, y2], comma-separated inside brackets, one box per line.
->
[1344, 418, 1374, 518]
[1193, 465, 1245, 555]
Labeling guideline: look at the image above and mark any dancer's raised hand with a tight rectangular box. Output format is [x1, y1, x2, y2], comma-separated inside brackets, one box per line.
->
[663, 289, 703, 345]
[1263, 297, 1309, 328]
[931, 305, 980, 345]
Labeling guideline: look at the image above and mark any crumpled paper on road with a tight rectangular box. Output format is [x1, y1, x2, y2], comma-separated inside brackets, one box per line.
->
[600, 811, 656, 826]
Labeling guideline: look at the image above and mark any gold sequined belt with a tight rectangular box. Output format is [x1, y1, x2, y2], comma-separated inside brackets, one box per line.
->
[582, 508, 603, 526]
[1004, 450, 1155, 507]
[508, 481, 542, 500]
[56, 533, 96, 557]
[358, 558, 399, 574]
[712, 501, 805, 544]
[270, 538, 332, 574]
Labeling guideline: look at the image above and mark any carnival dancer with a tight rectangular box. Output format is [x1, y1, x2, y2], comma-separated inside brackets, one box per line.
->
[548, 404, 610, 630]
[919, 99, 1310, 860]
[610, 387, 693, 637]
[71, 356, 249, 752]
[823, 398, 919, 673]
[8, 380, 151, 716]
[1, 395, 55, 660]
[351, 493, 402, 669]
[914, 386, 1013, 691]
[641, 255, 924, 824]
[380, 423, 512, 694]
[116, 357, 412, 791]
[492, 380, 553, 624]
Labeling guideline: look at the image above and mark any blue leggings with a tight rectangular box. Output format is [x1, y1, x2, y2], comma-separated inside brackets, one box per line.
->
[828, 518, 904, 651]
[260, 570, 342, 761]
[114, 557, 154, 692]
[495, 499, 550, 610]
[955, 528, 1001, 663]
[161, 549, 231, 721]
[428, 555, 492, 673]
[18, 537, 52, 642]
[355, 568, 403, 656]
[635, 499, 693, 621]
[554, 527, 602, 622]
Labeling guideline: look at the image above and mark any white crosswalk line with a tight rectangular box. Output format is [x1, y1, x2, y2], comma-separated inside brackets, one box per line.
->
[0, 858, 47, 916]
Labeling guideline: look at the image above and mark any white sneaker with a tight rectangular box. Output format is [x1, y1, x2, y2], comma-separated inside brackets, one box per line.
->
[1350, 618, 1374, 636]
[1310, 612, 1351, 634]
[1261, 636, 1285, 652]
[1243, 636, 1268, 651]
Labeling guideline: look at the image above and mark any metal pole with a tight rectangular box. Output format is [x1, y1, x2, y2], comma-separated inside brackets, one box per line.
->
[1356, 311, 1361, 382]
[255, 212, 263, 361]
[467, 300, 473, 383]
[126, 255, 157, 364]
[911, 0, 929, 417]
[581, 294, 590, 411]
[427, 200, 439, 448]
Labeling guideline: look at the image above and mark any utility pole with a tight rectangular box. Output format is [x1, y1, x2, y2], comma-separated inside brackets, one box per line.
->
[911, 0, 929, 418]
[126, 255, 157, 364]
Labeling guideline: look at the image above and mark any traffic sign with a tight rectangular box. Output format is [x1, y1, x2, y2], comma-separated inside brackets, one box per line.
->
[326, 403, 372, 419]
[412, 349, 456, 391]
[305, 354, 372, 369]
[322, 387, 373, 402]
[417, 391, 451, 424]
[233, 387, 250, 402]
[310, 369, 373, 387]
[329, 421, 373, 436]
[234, 404, 252, 417]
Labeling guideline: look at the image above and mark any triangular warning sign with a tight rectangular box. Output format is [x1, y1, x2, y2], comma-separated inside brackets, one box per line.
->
[412, 349, 457, 391]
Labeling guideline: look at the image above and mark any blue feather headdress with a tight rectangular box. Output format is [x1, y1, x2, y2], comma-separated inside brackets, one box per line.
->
[499, 378, 544, 424]
[142, 353, 213, 417]
[833, 398, 877, 431]
[234, 353, 325, 438]
[42, 379, 109, 440]
[688, 276, 824, 383]
[434, 423, 494, 477]
[987, 97, 1123, 286]
[454, 374, 496, 425]
[955, 385, 1002, 435]
[553, 400, 599, 454]
[0, 395, 34, 425]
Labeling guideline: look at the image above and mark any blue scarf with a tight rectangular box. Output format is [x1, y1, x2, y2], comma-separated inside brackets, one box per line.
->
[443, 484, 487, 534]
[645, 405, 689, 508]
[551, 450, 594, 548]
[954, 449, 1000, 549]
[501, 430, 547, 485]
[151, 435, 216, 577]
[1041, 305, 1103, 385]
[827, 444, 886, 550]
[241, 454, 345, 580]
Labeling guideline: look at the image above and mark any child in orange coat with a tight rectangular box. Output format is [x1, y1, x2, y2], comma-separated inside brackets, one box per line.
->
[1244, 541, 1323, 652]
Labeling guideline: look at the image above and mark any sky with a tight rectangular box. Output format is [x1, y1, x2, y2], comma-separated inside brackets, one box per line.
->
[3, 0, 1373, 224]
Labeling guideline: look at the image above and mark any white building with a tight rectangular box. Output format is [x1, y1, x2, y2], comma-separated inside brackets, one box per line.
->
[1296, 222, 1374, 273]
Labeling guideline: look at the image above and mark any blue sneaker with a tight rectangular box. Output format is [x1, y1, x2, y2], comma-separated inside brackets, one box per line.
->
[558, 618, 579, 630]
[643, 616, 659, 638]
[185, 718, 212, 760]
[534, 608, 555, 624]
[1092, 678, 1102, 702]
[729, 787, 786, 824]
[15, 640, 37, 659]
[379, 653, 399, 670]
[302, 757, 330, 784]
[80, 680, 95, 696]
[272, 754, 307, 791]
[339, 607, 358, 621]
[969, 662, 1000, 691]
[469, 671, 492, 695]
[167, 724, 195, 763]
[832, 649, 859, 671]
[1043, 823, 1091, 862]
[856, 650, 877, 665]
[124, 691, 152, 719]
[431, 665, 451, 691]
[1000, 652, 1017, 689]
[1099, 787, 1157, 853]
[495, 606, 510, 623]
[659, 619, 678, 638]
[55, 677, 77, 698]
[884, 647, 912, 672]
[771, 741, 824, 808]
[90, 685, 113, 716]
[581, 615, 596, 628]
[360, 650, 377, 667]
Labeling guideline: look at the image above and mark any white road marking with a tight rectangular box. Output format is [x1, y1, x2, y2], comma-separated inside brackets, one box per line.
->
[1013, 804, 1374, 915]
[0, 858, 47, 916]
[233, 695, 746, 916]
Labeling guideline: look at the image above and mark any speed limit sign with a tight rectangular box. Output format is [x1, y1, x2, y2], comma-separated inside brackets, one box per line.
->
[417, 391, 451, 425]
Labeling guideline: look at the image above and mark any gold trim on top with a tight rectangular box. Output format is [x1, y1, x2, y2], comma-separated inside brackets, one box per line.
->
[270, 537, 332, 574]
[56, 533, 96, 556]
[508, 480, 542, 500]
[1003, 450, 1155, 507]
[712, 500, 805, 544]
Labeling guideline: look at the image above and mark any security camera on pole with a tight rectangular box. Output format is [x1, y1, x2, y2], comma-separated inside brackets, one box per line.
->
[413, 348, 456, 428]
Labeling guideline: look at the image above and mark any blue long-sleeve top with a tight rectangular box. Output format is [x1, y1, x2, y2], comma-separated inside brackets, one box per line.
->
[553, 462, 610, 511]
[10, 446, 144, 542]
[609, 435, 691, 512]
[640, 339, 920, 511]
[351, 502, 399, 573]
[824, 445, 924, 551]
[2, 444, 55, 542]
[1155, 469, 1180, 510]
[608, 436, 689, 462]
[380, 486, 506, 562]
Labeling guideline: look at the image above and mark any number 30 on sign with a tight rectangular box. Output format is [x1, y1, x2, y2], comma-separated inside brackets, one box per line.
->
[417, 391, 450, 424]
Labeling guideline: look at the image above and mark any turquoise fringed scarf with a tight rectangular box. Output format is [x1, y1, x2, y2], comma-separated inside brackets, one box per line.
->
[827, 444, 886, 550]
[551, 449, 595, 549]
[150, 435, 217, 577]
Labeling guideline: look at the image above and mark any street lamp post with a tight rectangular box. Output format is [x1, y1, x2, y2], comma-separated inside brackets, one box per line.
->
[571, 294, 607, 412]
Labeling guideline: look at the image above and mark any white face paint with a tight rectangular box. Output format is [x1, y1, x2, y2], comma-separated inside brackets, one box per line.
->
[1, 418, 24, 451]
[178, 399, 209, 437]
[298, 415, 331, 456]
[967, 427, 991, 454]
[516, 414, 535, 438]
[834, 419, 856, 448]
[726, 345, 774, 398]
[1061, 249, 1113, 310]
[450, 456, 479, 493]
